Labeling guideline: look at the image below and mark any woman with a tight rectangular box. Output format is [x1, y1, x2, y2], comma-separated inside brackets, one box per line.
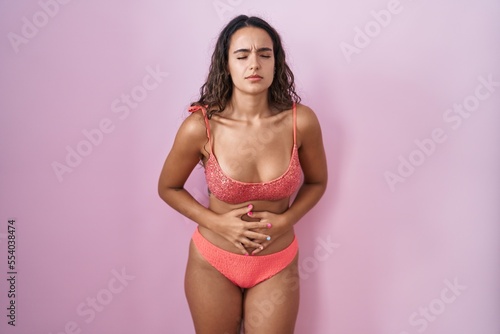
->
[158, 15, 327, 333]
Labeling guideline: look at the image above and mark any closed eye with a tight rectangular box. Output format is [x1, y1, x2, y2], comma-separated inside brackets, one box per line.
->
[237, 55, 270, 59]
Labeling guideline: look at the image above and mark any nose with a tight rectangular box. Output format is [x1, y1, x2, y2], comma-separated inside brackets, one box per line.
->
[249, 52, 260, 70]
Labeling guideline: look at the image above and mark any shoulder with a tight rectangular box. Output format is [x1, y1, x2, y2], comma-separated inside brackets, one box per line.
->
[174, 109, 209, 149]
[295, 103, 321, 133]
[181, 109, 207, 132]
[294, 103, 323, 148]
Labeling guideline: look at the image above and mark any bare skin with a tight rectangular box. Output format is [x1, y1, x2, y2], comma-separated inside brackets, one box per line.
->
[158, 26, 327, 333]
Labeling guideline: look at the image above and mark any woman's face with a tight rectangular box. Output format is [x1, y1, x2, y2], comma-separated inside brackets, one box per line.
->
[227, 27, 275, 97]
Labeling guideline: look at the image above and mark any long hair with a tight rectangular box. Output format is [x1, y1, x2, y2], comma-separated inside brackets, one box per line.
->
[191, 15, 301, 118]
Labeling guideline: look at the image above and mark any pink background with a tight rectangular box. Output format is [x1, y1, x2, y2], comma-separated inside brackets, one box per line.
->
[1, 1, 499, 333]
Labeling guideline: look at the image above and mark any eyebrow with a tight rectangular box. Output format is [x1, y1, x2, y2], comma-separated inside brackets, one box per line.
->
[233, 47, 273, 54]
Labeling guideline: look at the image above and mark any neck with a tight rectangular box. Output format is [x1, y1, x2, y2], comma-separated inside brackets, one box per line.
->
[227, 90, 271, 120]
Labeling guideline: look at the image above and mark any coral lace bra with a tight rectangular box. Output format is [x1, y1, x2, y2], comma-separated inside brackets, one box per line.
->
[188, 103, 303, 204]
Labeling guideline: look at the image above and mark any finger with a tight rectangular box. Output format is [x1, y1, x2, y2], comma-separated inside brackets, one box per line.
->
[240, 237, 267, 250]
[246, 210, 268, 219]
[234, 203, 254, 217]
[234, 241, 249, 256]
[248, 228, 267, 236]
[244, 230, 271, 241]
[251, 243, 267, 255]
[247, 221, 272, 230]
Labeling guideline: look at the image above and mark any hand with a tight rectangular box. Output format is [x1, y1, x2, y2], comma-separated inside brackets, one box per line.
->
[211, 204, 272, 255]
[246, 210, 292, 255]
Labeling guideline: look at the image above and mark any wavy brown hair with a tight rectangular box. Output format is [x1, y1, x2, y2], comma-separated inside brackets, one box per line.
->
[191, 15, 301, 118]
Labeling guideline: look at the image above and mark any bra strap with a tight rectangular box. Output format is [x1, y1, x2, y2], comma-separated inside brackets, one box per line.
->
[292, 102, 297, 145]
[188, 105, 213, 149]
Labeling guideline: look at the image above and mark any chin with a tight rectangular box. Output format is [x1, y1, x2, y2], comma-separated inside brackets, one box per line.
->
[234, 84, 272, 95]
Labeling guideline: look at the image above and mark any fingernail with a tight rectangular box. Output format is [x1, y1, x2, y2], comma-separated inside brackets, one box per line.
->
[247, 204, 253, 209]
[260, 245, 264, 250]
[266, 236, 271, 241]
[267, 223, 272, 229]
[247, 211, 253, 216]
[245, 253, 249, 256]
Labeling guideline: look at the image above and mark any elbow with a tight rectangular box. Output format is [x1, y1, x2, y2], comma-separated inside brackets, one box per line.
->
[158, 185, 166, 201]
[157, 179, 171, 203]
[157, 178, 165, 199]
[303, 179, 327, 196]
[317, 181, 327, 196]
[158, 185, 168, 204]
[158, 182, 184, 205]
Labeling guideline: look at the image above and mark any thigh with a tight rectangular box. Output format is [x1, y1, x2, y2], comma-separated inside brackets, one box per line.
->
[243, 254, 300, 334]
[185, 240, 244, 334]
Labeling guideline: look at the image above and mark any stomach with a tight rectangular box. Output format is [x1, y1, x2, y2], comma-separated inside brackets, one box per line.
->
[198, 194, 296, 255]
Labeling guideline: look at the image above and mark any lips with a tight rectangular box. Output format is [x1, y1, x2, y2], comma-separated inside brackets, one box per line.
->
[246, 75, 263, 79]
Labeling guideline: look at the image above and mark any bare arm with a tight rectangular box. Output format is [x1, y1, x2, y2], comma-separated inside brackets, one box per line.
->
[157, 111, 218, 227]
[158, 110, 270, 254]
[283, 104, 328, 225]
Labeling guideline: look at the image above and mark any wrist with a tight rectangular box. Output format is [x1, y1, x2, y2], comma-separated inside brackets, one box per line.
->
[203, 210, 221, 232]
[280, 210, 297, 229]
